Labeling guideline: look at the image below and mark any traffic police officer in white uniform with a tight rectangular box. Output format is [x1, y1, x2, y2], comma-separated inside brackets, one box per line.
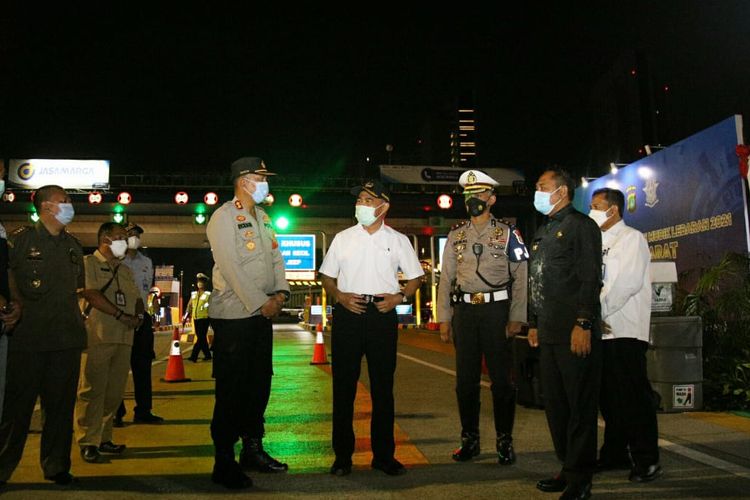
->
[437, 170, 528, 465]
[206, 157, 290, 489]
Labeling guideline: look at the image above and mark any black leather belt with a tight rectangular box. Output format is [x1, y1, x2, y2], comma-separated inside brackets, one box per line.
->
[361, 294, 385, 303]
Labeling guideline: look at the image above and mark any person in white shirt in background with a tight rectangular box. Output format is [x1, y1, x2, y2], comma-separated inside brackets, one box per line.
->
[589, 188, 662, 484]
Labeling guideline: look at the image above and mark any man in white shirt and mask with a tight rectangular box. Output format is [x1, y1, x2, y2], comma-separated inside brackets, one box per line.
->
[589, 188, 661, 483]
[320, 180, 423, 477]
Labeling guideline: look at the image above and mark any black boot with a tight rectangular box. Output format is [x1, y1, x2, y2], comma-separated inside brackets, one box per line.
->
[211, 452, 252, 489]
[239, 438, 289, 473]
[496, 433, 516, 465]
[451, 432, 480, 462]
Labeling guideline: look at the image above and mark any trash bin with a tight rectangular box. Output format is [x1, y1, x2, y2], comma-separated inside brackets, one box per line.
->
[647, 316, 703, 412]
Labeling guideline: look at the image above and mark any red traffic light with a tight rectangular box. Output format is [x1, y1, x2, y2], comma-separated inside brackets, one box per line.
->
[117, 192, 132, 205]
[174, 192, 189, 205]
[289, 193, 303, 207]
[204, 192, 219, 205]
[437, 194, 453, 209]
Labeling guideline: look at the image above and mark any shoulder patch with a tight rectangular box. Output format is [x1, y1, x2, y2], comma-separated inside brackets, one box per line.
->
[10, 226, 31, 237]
[450, 220, 469, 231]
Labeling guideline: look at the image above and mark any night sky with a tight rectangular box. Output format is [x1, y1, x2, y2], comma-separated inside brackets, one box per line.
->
[2, 3, 749, 180]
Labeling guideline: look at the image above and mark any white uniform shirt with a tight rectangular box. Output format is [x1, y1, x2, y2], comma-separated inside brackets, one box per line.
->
[123, 251, 153, 304]
[600, 220, 651, 342]
[319, 223, 424, 294]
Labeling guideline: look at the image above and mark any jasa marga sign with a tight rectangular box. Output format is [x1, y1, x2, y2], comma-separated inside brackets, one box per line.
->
[575, 115, 749, 276]
[9, 159, 110, 189]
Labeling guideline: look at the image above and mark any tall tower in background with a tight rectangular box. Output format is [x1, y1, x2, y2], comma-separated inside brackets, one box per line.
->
[451, 93, 477, 167]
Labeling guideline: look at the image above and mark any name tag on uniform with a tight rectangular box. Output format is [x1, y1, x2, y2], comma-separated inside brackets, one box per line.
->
[115, 291, 126, 307]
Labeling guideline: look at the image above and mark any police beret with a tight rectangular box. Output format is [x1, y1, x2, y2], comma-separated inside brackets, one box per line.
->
[459, 170, 499, 195]
[230, 157, 276, 180]
[350, 180, 390, 202]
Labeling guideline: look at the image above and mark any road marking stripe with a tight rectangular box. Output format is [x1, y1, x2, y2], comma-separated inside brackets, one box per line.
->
[397, 350, 750, 479]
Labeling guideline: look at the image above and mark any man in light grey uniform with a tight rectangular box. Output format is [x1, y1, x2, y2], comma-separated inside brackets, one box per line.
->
[206, 157, 290, 489]
[437, 169, 529, 465]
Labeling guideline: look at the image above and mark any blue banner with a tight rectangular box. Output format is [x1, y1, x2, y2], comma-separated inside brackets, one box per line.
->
[277, 234, 316, 271]
[575, 115, 749, 276]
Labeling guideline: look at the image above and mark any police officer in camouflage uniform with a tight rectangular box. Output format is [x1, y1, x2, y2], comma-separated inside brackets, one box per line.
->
[0, 185, 85, 487]
[206, 157, 290, 489]
[437, 170, 529, 466]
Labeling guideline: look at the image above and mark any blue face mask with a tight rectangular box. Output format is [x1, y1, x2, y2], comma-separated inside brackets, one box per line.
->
[54, 202, 75, 225]
[533, 186, 561, 215]
[247, 181, 269, 204]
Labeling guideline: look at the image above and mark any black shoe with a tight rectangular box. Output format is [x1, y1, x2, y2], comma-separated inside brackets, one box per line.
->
[239, 438, 289, 473]
[371, 457, 407, 476]
[629, 463, 663, 483]
[204, 356, 213, 361]
[189, 357, 198, 363]
[212, 460, 253, 489]
[536, 474, 567, 492]
[595, 457, 631, 473]
[81, 445, 102, 463]
[98, 441, 126, 454]
[559, 482, 592, 500]
[496, 435, 516, 465]
[44, 471, 77, 485]
[330, 459, 352, 476]
[113, 416, 124, 428]
[451, 433, 480, 462]
[134, 413, 165, 424]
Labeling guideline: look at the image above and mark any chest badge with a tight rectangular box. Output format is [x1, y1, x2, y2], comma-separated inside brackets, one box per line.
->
[236, 215, 246, 222]
[556, 231, 564, 238]
[532, 243, 539, 251]
[244, 230, 255, 239]
[246, 241, 256, 251]
[32, 279, 41, 288]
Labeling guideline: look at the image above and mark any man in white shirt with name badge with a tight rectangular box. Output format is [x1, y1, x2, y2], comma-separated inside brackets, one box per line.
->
[320, 180, 423, 478]
[589, 188, 661, 484]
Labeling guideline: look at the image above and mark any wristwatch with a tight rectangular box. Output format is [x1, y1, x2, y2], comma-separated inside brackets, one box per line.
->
[575, 318, 593, 330]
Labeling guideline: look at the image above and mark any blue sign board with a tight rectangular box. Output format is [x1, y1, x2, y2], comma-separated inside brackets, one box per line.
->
[277, 234, 316, 271]
[575, 115, 749, 276]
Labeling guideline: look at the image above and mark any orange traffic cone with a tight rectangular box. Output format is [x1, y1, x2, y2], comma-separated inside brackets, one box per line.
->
[310, 323, 330, 365]
[481, 354, 489, 375]
[161, 326, 192, 383]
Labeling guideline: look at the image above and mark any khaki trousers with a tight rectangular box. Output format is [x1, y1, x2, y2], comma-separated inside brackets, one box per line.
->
[75, 343, 132, 447]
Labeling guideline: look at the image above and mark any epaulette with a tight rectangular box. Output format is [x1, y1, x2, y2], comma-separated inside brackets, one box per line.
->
[7, 225, 31, 248]
[494, 217, 515, 228]
[64, 228, 83, 247]
[450, 220, 469, 231]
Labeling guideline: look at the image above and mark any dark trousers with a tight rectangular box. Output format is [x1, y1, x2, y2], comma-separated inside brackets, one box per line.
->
[210, 316, 273, 457]
[452, 301, 516, 437]
[190, 318, 212, 361]
[600, 338, 659, 468]
[540, 340, 602, 486]
[117, 313, 155, 419]
[331, 303, 398, 462]
[0, 348, 81, 481]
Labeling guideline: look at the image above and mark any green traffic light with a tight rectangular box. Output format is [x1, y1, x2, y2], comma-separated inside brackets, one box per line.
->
[274, 216, 290, 231]
[29, 212, 40, 223]
[194, 213, 207, 225]
[112, 212, 126, 224]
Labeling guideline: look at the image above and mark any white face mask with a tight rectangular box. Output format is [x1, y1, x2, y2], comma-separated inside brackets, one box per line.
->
[244, 180, 269, 204]
[355, 204, 382, 227]
[110, 239, 128, 259]
[127, 235, 140, 250]
[588, 208, 612, 228]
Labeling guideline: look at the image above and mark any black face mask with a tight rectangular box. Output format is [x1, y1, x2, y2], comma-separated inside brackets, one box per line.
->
[466, 197, 488, 217]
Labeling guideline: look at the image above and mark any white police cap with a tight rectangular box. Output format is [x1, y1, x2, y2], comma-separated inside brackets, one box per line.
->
[459, 170, 499, 195]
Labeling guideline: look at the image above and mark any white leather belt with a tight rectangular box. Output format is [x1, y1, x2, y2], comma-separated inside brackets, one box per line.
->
[453, 289, 509, 305]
